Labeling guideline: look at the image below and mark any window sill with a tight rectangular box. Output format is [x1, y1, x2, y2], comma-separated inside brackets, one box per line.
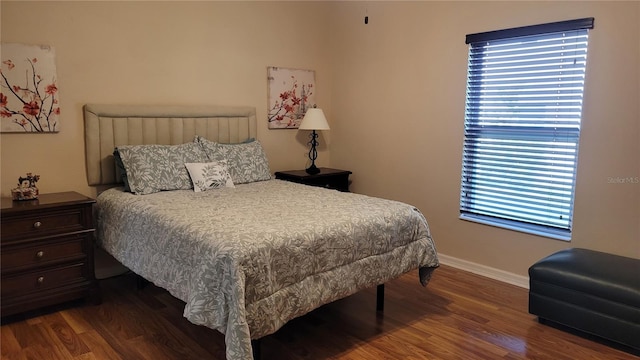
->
[459, 213, 571, 241]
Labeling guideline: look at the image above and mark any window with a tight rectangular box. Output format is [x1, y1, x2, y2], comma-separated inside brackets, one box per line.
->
[459, 18, 594, 240]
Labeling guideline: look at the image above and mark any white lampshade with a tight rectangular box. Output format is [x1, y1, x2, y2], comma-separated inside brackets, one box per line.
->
[298, 108, 330, 131]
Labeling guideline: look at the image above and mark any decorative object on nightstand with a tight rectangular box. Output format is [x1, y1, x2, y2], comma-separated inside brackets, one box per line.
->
[11, 172, 40, 201]
[298, 108, 330, 175]
[275, 168, 352, 192]
[0, 191, 100, 317]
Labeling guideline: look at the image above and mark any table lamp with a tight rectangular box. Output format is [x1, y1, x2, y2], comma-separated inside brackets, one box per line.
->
[298, 108, 330, 175]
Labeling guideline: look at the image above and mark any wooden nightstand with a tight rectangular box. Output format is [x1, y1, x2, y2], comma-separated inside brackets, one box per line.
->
[1, 191, 99, 317]
[275, 168, 352, 192]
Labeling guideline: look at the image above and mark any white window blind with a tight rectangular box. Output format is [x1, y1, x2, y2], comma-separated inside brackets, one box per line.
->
[460, 18, 594, 239]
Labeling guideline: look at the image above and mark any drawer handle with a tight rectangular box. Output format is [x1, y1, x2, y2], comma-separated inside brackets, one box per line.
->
[33, 221, 42, 228]
[36, 250, 45, 259]
[37, 276, 44, 285]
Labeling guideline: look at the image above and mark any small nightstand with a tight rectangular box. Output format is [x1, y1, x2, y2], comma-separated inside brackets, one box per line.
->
[1, 191, 99, 317]
[275, 168, 352, 192]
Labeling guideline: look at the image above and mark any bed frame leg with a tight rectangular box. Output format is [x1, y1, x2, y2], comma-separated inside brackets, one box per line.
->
[135, 274, 150, 290]
[376, 284, 385, 312]
[251, 339, 261, 360]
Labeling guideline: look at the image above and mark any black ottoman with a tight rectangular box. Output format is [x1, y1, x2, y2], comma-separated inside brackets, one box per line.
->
[529, 248, 640, 350]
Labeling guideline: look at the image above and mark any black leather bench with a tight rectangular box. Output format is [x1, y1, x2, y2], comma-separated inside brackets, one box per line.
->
[529, 248, 640, 351]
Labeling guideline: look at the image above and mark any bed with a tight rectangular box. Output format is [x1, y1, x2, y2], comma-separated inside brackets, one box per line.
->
[84, 104, 439, 360]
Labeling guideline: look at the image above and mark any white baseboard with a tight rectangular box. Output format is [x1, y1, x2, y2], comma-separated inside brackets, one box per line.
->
[438, 253, 529, 289]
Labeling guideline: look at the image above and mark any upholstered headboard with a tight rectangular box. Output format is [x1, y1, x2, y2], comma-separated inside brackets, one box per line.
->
[84, 104, 257, 186]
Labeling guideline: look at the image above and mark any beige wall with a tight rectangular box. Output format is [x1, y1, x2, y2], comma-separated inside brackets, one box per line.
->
[1, 1, 638, 277]
[328, 1, 640, 275]
[0, 1, 333, 198]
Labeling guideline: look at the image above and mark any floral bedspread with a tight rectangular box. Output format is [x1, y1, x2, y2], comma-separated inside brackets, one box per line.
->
[96, 180, 439, 360]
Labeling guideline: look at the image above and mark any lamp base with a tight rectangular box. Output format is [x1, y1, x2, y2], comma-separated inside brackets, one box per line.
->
[305, 164, 320, 175]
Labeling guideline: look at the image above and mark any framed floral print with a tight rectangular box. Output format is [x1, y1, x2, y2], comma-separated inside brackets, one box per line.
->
[1, 43, 60, 133]
[267, 66, 315, 129]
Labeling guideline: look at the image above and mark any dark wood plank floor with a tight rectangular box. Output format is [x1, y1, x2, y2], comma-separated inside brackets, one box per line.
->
[1, 265, 637, 359]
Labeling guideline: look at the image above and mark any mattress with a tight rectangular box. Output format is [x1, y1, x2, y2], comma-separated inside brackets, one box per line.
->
[96, 179, 439, 360]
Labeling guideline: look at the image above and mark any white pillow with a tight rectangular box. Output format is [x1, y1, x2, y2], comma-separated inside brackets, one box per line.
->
[185, 161, 235, 192]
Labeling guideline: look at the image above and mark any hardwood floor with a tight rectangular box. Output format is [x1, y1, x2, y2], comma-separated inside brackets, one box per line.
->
[1, 265, 637, 360]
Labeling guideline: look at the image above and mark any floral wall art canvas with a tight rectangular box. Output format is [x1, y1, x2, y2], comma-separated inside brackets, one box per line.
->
[1, 43, 60, 133]
[267, 66, 315, 129]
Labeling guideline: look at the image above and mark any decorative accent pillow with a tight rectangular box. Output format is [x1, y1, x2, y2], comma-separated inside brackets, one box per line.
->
[185, 161, 235, 192]
[197, 137, 272, 184]
[116, 142, 208, 195]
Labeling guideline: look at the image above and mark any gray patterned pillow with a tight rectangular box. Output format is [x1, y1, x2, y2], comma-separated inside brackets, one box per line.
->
[112, 149, 131, 192]
[196, 136, 225, 162]
[185, 161, 235, 192]
[197, 137, 271, 184]
[116, 142, 208, 195]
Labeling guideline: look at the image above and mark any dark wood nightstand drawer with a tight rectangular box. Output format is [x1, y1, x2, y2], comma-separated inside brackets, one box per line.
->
[275, 168, 352, 192]
[0, 191, 99, 317]
[299, 174, 350, 191]
[1, 235, 86, 272]
[1, 208, 86, 240]
[1, 263, 86, 298]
